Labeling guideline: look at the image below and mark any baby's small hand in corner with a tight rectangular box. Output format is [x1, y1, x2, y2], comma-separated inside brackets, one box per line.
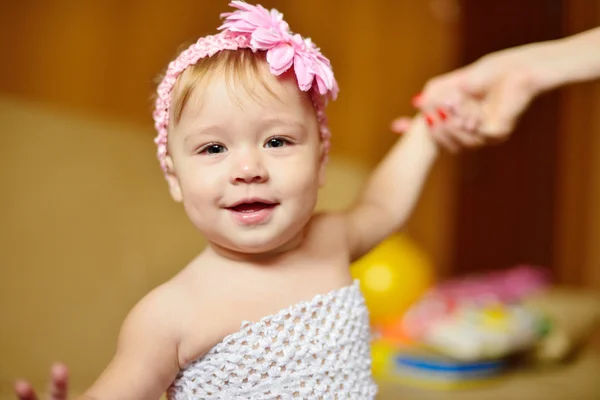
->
[391, 93, 489, 153]
[14, 362, 69, 400]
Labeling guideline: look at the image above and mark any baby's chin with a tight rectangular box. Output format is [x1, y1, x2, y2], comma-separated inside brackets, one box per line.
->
[208, 229, 305, 260]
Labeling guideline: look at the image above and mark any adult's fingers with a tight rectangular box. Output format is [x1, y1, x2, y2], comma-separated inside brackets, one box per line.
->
[479, 70, 536, 140]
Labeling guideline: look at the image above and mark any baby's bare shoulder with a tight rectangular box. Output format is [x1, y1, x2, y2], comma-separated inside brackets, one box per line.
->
[165, 265, 244, 366]
[115, 271, 219, 365]
[119, 279, 189, 343]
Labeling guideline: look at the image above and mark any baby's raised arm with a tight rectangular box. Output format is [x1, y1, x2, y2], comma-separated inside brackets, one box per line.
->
[342, 114, 437, 260]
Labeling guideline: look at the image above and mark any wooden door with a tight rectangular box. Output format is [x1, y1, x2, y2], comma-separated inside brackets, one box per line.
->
[451, 0, 565, 275]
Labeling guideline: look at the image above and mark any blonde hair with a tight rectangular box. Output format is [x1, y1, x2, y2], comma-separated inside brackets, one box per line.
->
[168, 48, 306, 129]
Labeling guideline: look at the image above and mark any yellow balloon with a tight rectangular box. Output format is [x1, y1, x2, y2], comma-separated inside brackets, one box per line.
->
[351, 233, 434, 325]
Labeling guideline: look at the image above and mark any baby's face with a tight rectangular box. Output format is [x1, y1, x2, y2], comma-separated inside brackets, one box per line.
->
[166, 68, 324, 256]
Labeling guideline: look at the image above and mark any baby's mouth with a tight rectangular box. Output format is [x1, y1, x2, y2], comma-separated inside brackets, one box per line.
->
[227, 202, 278, 213]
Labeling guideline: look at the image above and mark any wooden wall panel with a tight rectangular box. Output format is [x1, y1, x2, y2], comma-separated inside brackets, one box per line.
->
[554, 0, 600, 289]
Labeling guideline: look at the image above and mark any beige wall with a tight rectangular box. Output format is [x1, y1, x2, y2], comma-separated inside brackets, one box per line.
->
[0, 97, 204, 390]
[0, 0, 460, 393]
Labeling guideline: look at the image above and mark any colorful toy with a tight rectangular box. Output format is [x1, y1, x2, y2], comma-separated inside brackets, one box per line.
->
[401, 265, 550, 361]
[371, 340, 401, 378]
[351, 233, 434, 325]
[432, 265, 550, 304]
[421, 303, 546, 361]
[373, 317, 414, 346]
[372, 341, 506, 390]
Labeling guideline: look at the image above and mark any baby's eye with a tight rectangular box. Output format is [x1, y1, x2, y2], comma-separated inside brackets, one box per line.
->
[265, 137, 290, 148]
[199, 144, 227, 155]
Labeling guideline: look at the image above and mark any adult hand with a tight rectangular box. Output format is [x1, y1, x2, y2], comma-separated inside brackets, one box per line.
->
[395, 27, 600, 151]
[392, 39, 572, 151]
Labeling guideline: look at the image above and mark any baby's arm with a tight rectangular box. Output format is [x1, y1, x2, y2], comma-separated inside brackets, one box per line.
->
[81, 285, 182, 400]
[343, 114, 437, 260]
[15, 285, 183, 400]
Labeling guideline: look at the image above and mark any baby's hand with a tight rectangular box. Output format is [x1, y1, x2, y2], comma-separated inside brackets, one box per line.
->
[14, 363, 69, 400]
[391, 94, 488, 153]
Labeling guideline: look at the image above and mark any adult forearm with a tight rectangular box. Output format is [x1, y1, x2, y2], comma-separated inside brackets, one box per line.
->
[543, 27, 600, 90]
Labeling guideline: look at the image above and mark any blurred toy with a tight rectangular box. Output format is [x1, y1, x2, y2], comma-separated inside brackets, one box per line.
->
[372, 340, 506, 390]
[433, 265, 550, 303]
[351, 233, 434, 325]
[371, 340, 400, 378]
[401, 265, 551, 361]
[420, 303, 547, 361]
[372, 317, 414, 347]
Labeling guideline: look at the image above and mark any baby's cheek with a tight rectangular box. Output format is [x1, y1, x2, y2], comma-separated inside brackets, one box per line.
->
[179, 172, 221, 215]
[181, 163, 222, 191]
[283, 168, 320, 197]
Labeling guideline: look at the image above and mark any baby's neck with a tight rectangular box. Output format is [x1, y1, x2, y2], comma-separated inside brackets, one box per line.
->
[206, 229, 307, 266]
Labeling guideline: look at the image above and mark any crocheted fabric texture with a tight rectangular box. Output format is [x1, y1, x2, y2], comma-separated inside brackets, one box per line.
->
[167, 280, 377, 399]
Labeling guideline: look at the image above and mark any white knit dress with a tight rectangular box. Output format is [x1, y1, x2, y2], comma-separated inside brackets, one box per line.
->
[167, 280, 378, 399]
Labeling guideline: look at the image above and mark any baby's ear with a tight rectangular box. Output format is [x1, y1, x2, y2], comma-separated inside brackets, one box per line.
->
[165, 156, 183, 202]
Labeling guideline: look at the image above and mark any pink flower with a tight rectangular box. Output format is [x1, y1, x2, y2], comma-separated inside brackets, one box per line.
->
[218, 1, 338, 100]
[219, 1, 290, 41]
[267, 43, 295, 75]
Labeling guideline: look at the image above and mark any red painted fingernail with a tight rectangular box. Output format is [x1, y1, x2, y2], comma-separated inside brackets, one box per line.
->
[437, 108, 448, 121]
[411, 92, 423, 107]
[425, 114, 434, 127]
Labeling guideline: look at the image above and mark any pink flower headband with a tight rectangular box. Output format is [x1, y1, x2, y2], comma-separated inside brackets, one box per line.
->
[152, 1, 339, 175]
